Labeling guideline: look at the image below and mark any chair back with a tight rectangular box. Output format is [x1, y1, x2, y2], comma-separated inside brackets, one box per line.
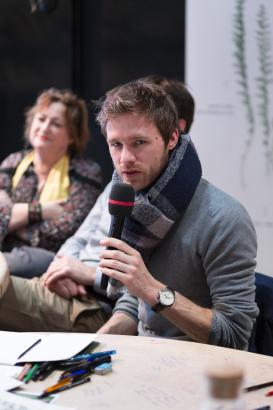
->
[249, 272, 273, 356]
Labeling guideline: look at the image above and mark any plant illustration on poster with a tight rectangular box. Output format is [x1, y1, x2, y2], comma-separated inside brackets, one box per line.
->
[233, 0, 273, 186]
[256, 3, 273, 172]
[186, 0, 273, 276]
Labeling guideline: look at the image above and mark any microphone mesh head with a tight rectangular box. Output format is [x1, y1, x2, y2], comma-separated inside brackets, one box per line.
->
[108, 183, 135, 217]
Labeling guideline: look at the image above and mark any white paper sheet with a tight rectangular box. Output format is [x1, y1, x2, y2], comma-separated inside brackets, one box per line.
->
[0, 331, 97, 364]
[0, 332, 41, 365]
[0, 365, 23, 390]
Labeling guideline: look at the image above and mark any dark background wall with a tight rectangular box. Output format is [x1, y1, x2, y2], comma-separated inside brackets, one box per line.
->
[0, 0, 185, 186]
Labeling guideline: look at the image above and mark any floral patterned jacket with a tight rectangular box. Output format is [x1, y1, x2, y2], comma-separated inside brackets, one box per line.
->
[0, 150, 102, 252]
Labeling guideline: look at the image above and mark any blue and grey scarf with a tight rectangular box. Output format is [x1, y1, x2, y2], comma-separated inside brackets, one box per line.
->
[112, 134, 202, 262]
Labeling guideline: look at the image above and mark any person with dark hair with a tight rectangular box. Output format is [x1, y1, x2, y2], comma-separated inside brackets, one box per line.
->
[0, 81, 258, 349]
[139, 74, 195, 133]
[0, 88, 102, 278]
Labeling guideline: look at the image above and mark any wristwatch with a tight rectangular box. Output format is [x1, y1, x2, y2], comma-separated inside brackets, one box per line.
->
[152, 287, 175, 312]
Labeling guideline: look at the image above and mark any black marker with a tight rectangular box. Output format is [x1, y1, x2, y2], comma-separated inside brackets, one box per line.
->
[17, 338, 41, 360]
[244, 381, 273, 392]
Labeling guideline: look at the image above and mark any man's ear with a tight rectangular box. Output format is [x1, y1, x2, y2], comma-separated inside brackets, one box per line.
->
[178, 119, 186, 133]
[167, 128, 179, 151]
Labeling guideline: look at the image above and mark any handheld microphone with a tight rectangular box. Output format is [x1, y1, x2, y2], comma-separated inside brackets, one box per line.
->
[100, 182, 135, 289]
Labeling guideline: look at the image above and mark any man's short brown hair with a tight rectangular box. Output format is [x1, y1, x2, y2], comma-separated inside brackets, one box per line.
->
[96, 80, 178, 145]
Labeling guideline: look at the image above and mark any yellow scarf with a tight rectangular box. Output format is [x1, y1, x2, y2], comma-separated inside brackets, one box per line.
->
[12, 151, 70, 204]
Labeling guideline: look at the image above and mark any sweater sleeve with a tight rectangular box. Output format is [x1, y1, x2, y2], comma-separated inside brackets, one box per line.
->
[201, 197, 258, 349]
[112, 292, 139, 323]
[58, 182, 112, 261]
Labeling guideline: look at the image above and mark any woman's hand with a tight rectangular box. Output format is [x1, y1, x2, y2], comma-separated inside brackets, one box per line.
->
[41, 200, 65, 220]
[8, 200, 64, 232]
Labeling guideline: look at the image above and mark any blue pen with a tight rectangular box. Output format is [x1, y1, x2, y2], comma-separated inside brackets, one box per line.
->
[71, 350, 117, 362]
[59, 356, 111, 379]
[59, 368, 89, 381]
[59, 350, 117, 368]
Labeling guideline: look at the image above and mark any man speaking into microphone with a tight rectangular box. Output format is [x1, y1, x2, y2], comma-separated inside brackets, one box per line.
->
[0, 80, 258, 349]
[94, 80, 258, 349]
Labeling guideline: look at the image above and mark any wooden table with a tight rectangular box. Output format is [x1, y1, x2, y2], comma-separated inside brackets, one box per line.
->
[25, 334, 273, 409]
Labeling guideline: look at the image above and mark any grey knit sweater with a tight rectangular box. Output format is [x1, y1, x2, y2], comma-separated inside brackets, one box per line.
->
[114, 178, 258, 349]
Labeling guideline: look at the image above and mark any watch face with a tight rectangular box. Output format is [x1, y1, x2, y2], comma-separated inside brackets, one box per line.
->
[160, 288, 175, 306]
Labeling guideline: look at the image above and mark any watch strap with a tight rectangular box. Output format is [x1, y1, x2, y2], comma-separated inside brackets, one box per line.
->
[151, 302, 165, 313]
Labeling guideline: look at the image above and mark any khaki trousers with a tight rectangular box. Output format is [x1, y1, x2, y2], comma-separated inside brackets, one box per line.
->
[0, 254, 106, 332]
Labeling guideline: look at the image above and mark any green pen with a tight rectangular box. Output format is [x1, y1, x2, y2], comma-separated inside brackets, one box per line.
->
[23, 363, 40, 383]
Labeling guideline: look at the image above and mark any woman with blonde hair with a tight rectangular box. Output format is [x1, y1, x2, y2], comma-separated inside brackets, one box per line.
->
[0, 88, 102, 277]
